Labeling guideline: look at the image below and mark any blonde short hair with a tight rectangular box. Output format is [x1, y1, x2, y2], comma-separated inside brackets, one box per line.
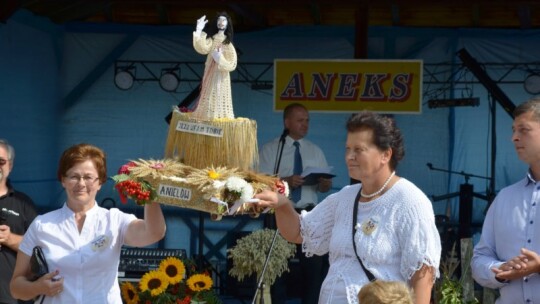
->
[358, 280, 414, 304]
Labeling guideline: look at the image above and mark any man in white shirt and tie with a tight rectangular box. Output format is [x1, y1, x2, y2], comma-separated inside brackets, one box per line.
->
[259, 103, 332, 304]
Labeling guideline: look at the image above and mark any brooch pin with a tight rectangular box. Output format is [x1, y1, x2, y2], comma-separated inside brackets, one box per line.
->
[361, 217, 379, 235]
[91, 234, 110, 252]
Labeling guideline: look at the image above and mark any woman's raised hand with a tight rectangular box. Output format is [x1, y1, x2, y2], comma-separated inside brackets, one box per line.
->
[255, 189, 288, 210]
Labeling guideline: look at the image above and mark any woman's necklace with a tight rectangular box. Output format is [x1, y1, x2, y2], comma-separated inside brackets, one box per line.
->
[360, 171, 396, 198]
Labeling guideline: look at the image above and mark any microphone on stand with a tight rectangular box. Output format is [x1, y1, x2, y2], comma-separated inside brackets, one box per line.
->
[274, 129, 289, 175]
[260, 128, 289, 304]
[279, 128, 289, 143]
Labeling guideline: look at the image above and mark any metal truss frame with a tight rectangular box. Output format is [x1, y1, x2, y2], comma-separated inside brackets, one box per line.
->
[114, 60, 274, 89]
[115, 59, 540, 95]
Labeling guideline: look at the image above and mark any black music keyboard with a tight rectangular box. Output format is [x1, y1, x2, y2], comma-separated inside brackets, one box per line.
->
[118, 247, 186, 278]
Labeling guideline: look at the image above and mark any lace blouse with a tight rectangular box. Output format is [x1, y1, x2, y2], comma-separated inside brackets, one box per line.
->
[300, 179, 441, 304]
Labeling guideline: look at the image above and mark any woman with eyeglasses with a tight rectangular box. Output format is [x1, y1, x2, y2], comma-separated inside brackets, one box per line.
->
[10, 143, 166, 303]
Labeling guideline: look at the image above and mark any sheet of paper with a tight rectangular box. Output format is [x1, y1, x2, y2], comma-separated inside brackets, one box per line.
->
[301, 166, 335, 185]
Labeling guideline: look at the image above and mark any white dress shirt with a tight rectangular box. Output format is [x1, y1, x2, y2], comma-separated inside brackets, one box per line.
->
[259, 135, 329, 209]
[472, 173, 540, 304]
[19, 203, 136, 304]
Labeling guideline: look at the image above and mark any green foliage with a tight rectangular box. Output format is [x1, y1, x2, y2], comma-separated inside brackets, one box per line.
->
[436, 242, 479, 304]
[196, 289, 221, 304]
[111, 173, 130, 183]
[439, 275, 463, 304]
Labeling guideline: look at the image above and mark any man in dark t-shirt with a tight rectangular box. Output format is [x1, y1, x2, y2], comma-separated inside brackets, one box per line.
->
[0, 140, 37, 304]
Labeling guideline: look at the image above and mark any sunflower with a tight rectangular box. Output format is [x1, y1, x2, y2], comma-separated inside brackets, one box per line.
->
[139, 270, 170, 296]
[158, 257, 186, 284]
[120, 281, 139, 304]
[186, 273, 213, 292]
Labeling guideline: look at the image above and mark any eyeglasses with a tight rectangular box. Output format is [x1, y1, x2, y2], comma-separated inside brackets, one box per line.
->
[65, 175, 99, 186]
[0, 158, 7, 166]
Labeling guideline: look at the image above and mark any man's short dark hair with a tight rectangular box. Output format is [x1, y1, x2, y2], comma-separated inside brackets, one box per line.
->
[283, 103, 307, 120]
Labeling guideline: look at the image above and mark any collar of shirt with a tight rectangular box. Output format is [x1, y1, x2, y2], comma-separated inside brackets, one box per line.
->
[285, 136, 305, 147]
[526, 170, 537, 185]
[0, 180, 15, 198]
[61, 201, 99, 218]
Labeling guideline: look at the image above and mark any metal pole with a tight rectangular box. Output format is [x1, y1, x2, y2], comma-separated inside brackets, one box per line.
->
[252, 228, 280, 304]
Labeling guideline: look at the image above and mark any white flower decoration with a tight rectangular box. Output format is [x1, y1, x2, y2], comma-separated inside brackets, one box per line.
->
[225, 176, 249, 193]
[224, 176, 255, 204]
[213, 180, 225, 189]
[239, 183, 254, 203]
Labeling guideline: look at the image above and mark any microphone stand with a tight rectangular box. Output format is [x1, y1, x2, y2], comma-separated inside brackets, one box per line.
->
[273, 130, 288, 176]
[251, 225, 280, 304]
[427, 163, 492, 239]
[426, 163, 491, 183]
[255, 130, 288, 304]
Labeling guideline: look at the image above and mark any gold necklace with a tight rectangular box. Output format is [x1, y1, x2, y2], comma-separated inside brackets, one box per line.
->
[360, 171, 396, 198]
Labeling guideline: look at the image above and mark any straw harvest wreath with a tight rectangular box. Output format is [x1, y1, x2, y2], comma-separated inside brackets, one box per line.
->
[112, 159, 288, 219]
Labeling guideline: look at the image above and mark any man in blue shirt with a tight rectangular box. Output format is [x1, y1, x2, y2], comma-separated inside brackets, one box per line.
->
[472, 98, 540, 303]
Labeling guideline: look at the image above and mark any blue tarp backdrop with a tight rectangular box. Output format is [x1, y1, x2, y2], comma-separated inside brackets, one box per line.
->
[1, 9, 538, 254]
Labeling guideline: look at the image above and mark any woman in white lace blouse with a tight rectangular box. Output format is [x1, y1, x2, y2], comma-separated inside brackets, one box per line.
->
[256, 111, 441, 304]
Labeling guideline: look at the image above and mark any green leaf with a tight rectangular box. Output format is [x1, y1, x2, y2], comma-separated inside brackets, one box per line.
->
[111, 174, 130, 183]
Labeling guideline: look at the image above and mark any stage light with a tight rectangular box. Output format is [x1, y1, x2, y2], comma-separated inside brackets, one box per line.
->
[160, 69, 180, 92]
[114, 67, 135, 90]
[428, 97, 480, 108]
[524, 73, 540, 95]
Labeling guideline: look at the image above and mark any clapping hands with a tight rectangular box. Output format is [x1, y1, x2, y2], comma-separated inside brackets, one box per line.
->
[492, 248, 540, 281]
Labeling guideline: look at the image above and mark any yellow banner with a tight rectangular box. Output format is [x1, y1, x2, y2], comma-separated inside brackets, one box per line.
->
[274, 59, 422, 114]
